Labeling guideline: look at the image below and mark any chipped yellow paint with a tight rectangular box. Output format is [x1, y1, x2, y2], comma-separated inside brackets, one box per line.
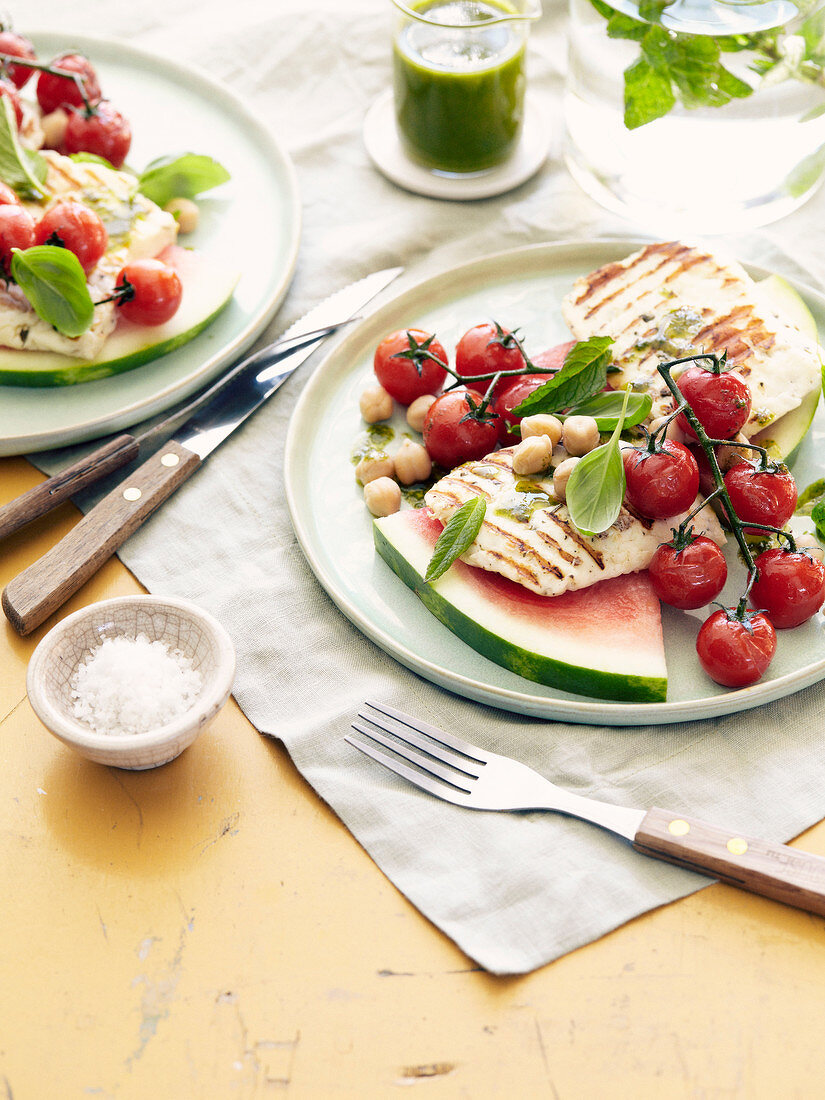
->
[3, 456, 825, 1097]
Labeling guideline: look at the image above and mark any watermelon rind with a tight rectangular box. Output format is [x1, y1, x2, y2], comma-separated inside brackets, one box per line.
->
[374, 511, 668, 704]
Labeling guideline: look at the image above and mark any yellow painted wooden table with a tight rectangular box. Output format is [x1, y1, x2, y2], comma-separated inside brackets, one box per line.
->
[2, 455, 825, 1099]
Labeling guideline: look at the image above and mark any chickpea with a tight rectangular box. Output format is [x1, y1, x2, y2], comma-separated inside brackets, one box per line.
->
[394, 439, 432, 485]
[164, 197, 200, 234]
[562, 415, 600, 456]
[512, 436, 554, 476]
[716, 433, 751, 472]
[406, 394, 437, 434]
[550, 444, 569, 468]
[520, 414, 563, 447]
[356, 452, 394, 485]
[553, 457, 580, 502]
[359, 384, 393, 424]
[648, 415, 685, 443]
[794, 532, 825, 562]
[40, 108, 68, 149]
[363, 477, 401, 517]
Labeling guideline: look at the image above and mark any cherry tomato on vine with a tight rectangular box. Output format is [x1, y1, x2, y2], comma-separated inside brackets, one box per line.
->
[0, 30, 36, 89]
[676, 365, 751, 441]
[64, 102, 132, 168]
[749, 547, 825, 629]
[114, 259, 183, 326]
[696, 608, 776, 688]
[649, 535, 728, 610]
[622, 441, 699, 519]
[723, 461, 798, 534]
[36, 53, 101, 115]
[422, 390, 500, 468]
[34, 201, 108, 274]
[0, 204, 34, 272]
[455, 323, 526, 384]
[490, 373, 555, 443]
[373, 328, 447, 406]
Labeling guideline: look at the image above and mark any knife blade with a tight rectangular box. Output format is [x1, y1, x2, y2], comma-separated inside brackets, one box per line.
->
[2, 266, 402, 635]
[0, 321, 354, 543]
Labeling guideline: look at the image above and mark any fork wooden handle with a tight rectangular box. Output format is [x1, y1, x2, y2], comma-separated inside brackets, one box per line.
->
[0, 434, 140, 541]
[2, 440, 201, 636]
[634, 807, 825, 917]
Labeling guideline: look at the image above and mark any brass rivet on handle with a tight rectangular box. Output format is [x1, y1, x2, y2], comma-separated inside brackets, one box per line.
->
[727, 837, 748, 855]
[123, 487, 142, 502]
[160, 452, 180, 467]
[668, 819, 690, 836]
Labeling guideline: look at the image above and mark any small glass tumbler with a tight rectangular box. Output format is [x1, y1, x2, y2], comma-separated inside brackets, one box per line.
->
[391, 0, 542, 175]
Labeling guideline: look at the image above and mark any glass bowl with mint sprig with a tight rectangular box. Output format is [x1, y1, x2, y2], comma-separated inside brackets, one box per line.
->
[564, 0, 825, 232]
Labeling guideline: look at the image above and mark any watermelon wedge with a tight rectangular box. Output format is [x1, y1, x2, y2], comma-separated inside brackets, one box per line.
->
[374, 508, 668, 703]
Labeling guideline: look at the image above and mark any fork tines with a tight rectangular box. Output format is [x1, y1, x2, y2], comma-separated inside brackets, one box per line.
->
[347, 699, 487, 798]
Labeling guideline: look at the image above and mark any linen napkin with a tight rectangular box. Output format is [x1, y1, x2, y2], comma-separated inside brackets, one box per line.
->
[26, 0, 825, 973]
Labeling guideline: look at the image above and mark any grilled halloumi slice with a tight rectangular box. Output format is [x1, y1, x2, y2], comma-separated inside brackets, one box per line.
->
[425, 448, 726, 598]
[562, 241, 821, 438]
[6, 151, 177, 359]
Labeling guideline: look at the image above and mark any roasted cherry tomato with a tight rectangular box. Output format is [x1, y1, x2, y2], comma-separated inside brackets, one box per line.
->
[423, 390, 500, 468]
[0, 180, 20, 205]
[0, 77, 22, 127]
[36, 53, 101, 114]
[622, 441, 700, 520]
[373, 328, 447, 406]
[0, 203, 34, 272]
[696, 608, 776, 688]
[724, 461, 798, 534]
[676, 365, 751, 441]
[649, 535, 728, 610]
[0, 29, 36, 89]
[64, 102, 132, 168]
[749, 547, 825, 629]
[455, 322, 526, 385]
[114, 259, 183, 326]
[34, 201, 108, 275]
[490, 372, 556, 443]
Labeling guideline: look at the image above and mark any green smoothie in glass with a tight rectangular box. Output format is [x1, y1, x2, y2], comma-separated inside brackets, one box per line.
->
[393, 0, 528, 174]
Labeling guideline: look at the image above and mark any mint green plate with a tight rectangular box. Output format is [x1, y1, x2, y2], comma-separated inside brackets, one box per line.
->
[0, 32, 300, 456]
[285, 240, 825, 725]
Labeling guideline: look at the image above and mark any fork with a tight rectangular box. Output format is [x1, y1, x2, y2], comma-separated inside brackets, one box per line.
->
[347, 700, 825, 918]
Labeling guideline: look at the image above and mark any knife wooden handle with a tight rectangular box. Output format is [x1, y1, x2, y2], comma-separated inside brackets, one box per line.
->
[0, 434, 140, 541]
[634, 806, 825, 917]
[2, 441, 201, 635]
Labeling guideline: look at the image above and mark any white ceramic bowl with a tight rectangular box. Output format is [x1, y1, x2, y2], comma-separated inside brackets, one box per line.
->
[27, 595, 236, 770]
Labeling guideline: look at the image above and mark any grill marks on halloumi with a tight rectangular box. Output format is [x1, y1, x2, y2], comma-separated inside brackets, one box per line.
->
[562, 241, 821, 438]
[7, 152, 177, 359]
[425, 447, 726, 598]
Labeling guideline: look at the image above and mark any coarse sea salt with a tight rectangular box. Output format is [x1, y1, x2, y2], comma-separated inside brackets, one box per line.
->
[70, 633, 203, 736]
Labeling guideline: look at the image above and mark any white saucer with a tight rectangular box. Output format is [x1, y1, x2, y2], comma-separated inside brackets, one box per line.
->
[363, 89, 549, 201]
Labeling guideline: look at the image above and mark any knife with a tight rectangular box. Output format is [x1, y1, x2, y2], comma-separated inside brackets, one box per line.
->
[2, 266, 402, 635]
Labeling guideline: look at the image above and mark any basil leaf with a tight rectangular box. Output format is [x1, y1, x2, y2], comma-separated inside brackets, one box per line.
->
[425, 497, 486, 583]
[512, 336, 614, 417]
[138, 153, 230, 207]
[0, 96, 47, 199]
[811, 500, 825, 544]
[565, 388, 632, 537]
[11, 246, 95, 338]
[567, 389, 652, 429]
[69, 151, 115, 169]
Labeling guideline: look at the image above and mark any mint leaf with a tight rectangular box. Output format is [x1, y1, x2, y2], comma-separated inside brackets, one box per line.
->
[659, 34, 751, 108]
[607, 12, 648, 41]
[565, 388, 632, 537]
[566, 389, 652, 429]
[138, 153, 230, 207]
[425, 497, 486, 582]
[11, 246, 95, 337]
[512, 337, 614, 417]
[624, 54, 675, 128]
[638, 0, 671, 23]
[0, 97, 47, 198]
